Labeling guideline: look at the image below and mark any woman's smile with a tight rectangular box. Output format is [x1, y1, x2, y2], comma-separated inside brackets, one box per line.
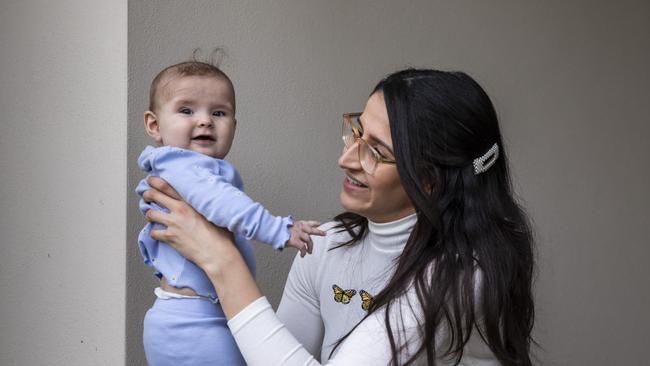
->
[343, 173, 368, 192]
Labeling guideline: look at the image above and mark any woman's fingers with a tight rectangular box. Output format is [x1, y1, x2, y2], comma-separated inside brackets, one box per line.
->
[142, 187, 179, 211]
[145, 207, 169, 226]
[149, 228, 167, 242]
[148, 176, 183, 200]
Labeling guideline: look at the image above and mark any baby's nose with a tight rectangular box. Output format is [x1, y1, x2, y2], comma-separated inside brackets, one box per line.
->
[197, 114, 214, 127]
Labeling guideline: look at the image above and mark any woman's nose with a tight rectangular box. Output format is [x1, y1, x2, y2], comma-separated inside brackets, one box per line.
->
[337, 143, 361, 171]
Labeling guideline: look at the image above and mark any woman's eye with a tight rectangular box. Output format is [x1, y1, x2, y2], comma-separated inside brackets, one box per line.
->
[371, 146, 385, 159]
[371, 145, 391, 160]
[179, 108, 192, 115]
[213, 111, 225, 117]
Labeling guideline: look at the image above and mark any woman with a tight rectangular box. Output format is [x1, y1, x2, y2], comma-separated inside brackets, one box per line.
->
[143, 69, 535, 365]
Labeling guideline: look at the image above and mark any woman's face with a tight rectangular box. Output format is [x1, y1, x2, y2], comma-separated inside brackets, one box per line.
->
[338, 92, 415, 223]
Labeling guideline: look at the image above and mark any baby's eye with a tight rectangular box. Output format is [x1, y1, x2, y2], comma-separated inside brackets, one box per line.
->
[179, 108, 192, 115]
[213, 111, 226, 117]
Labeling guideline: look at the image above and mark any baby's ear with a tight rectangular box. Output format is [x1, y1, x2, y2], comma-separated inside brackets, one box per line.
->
[144, 111, 162, 143]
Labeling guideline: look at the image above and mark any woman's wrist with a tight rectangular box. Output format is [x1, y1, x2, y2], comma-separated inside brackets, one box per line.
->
[181, 213, 263, 319]
[203, 241, 263, 319]
[200, 239, 241, 279]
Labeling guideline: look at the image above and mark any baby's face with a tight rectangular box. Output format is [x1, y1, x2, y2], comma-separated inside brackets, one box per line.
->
[147, 75, 236, 159]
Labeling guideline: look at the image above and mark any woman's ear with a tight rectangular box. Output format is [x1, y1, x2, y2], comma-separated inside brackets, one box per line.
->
[144, 111, 163, 143]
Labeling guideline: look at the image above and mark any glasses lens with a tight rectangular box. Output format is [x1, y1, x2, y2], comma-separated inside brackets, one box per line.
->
[342, 119, 354, 148]
[358, 141, 378, 174]
[342, 115, 361, 148]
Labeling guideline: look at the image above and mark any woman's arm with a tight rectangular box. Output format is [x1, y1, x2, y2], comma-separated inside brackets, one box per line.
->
[228, 288, 427, 366]
[276, 249, 325, 359]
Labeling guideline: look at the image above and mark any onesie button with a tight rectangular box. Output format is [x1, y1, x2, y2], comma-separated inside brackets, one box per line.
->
[207, 176, 216, 183]
[171, 275, 176, 281]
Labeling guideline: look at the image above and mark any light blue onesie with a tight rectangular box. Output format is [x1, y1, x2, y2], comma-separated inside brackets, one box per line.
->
[136, 145, 293, 366]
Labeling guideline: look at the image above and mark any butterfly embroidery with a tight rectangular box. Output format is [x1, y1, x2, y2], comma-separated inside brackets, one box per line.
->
[359, 289, 374, 311]
[332, 284, 357, 304]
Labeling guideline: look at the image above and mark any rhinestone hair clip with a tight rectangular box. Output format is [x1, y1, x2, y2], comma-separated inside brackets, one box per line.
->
[473, 143, 499, 175]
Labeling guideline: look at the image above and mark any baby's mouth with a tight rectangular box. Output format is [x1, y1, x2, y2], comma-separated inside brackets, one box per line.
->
[192, 135, 215, 142]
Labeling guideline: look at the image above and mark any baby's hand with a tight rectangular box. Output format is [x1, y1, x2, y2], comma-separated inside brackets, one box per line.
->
[286, 220, 326, 257]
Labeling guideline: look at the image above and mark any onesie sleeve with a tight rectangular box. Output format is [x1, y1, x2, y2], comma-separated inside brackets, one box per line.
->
[137, 146, 293, 249]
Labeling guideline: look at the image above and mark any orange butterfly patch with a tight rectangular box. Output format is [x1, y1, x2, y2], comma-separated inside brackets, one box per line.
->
[359, 289, 374, 311]
[332, 284, 357, 305]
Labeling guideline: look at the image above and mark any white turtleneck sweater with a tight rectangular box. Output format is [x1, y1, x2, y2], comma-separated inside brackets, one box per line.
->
[228, 214, 498, 365]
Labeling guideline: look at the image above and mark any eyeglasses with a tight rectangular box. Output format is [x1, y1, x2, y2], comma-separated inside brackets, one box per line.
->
[342, 112, 396, 175]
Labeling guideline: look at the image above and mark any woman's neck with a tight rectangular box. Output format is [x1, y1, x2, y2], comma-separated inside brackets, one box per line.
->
[367, 206, 416, 224]
[366, 212, 417, 253]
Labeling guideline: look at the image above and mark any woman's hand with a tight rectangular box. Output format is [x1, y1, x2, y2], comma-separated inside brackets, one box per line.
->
[142, 176, 236, 275]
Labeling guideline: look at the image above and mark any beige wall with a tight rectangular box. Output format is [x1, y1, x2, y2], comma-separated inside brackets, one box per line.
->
[1, 1, 647, 365]
[0, 0, 127, 365]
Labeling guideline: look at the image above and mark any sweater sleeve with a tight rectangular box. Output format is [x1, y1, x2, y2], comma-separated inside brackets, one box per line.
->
[228, 274, 495, 365]
[276, 251, 325, 359]
[229, 297, 321, 365]
[228, 294, 426, 366]
[137, 146, 293, 249]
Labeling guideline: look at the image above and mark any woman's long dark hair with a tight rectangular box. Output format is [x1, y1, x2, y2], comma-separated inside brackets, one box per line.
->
[333, 69, 535, 365]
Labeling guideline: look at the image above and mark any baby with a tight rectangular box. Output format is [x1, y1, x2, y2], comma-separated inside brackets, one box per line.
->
[136, 60, 324, 365]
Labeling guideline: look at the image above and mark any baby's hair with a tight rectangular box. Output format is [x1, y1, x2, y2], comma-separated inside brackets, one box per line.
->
[149, 47, 234, 112]
[193, 47, 227, 68]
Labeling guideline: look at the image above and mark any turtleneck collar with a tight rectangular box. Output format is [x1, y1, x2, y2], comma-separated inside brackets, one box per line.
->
[366, 213, 417, 253]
